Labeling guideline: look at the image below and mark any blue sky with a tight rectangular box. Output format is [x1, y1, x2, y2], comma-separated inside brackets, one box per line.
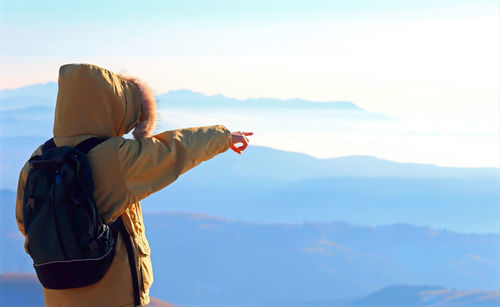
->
[0, 0, 499, 166]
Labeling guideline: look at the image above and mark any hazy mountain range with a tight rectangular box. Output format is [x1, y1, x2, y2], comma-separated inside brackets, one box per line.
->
[2, 137, 499, 233]
[1, 82, 499, 306]
[0, 82, 390, 137]
[0, 81, 366, 111]
[0, 82, 499, 233]
[0, 82, 58, 110]
[1, 191, 499, 306]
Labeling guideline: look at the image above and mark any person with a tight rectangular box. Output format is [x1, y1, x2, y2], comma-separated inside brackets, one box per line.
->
[15, 63, 253, 307]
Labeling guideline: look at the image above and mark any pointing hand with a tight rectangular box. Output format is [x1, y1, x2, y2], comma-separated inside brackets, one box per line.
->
[230, 131, 253, 154]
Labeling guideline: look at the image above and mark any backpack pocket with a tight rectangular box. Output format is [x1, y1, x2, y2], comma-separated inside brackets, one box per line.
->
[135, 235, 153, 291]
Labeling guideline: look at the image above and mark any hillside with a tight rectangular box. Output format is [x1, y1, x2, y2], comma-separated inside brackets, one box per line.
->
[142, 172, 500, 233]
[350, 285, 500, 307]
[2, 190, 499, 305]
[1, 81, 499, 305]
[0, 274, 44, 306]
[0, 82, 364, 111]
[2, 136, 499, 233]
[2, 136, 497, 189]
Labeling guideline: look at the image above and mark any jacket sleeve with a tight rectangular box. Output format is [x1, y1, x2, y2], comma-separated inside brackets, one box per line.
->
[118, 124, 232, 202]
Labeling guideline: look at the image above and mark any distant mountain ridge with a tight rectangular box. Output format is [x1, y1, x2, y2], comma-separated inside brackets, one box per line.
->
[157, 89, 363, 110]
[0, 82, 57, 99]
[349, 285, 500, 307]
[0, 82, 57, 110]
[0, 274, 44, 306]
[1, 195, 499, 306]
[2, 138, 499, 232]
[1, 137, 497, 189]
[1, 81, 363, 110]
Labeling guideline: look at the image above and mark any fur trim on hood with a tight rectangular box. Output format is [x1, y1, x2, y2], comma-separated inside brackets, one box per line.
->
[119, 74, 157, 139]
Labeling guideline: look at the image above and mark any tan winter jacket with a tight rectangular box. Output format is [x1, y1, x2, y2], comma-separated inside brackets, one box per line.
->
[15, 64, 232, 306]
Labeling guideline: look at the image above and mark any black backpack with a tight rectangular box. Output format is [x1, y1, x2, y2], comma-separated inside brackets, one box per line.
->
[22, 137, 121, 289]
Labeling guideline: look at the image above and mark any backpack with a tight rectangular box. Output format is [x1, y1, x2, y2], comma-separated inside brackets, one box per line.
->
[22, 137, 119, 289]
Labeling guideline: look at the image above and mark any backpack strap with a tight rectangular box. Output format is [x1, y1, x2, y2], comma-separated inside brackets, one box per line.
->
[40, 137, 107, 154]
[41, 138, 56, 154]
[109, 217, 141, 306]
[75, 137, 107, 154]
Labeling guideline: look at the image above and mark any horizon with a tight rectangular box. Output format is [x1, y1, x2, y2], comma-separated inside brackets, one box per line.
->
[144, 210, 500, 236]
[0, 1, 499, 167]
[2, 79, 499, 167]
[1, 0, 498, 167]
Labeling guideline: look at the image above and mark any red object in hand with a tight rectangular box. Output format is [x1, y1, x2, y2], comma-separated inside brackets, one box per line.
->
[230, 131, 253, 154]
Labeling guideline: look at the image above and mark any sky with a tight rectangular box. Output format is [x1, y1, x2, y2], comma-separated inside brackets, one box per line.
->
[0, 0, 499, 167]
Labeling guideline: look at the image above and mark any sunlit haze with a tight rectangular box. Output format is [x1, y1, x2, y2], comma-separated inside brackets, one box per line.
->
[1, 0, 498, 167]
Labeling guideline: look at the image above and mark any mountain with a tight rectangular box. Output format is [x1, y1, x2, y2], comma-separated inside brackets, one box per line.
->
[2, 137, 498, 187]
[0, 82, 57, 110]
[0, 82, 57, 100]
[142, 175, 499, 233]
[2, 189, 499, 305]
[351, 285, 442, 307]
[0, 82, 390, 125]
[2, 136, 497, 189]
[157, 89, 364, 110]
[349, 285, 500, 307]
[2, 138, 499, 232]
[2, 81, 499, 306]
[148, 298, 177, 307]
[0, 82, 390, 140]
[0, 107, 54, 137]
[0, 274, 44, 307]
[136, 212, 500, 305]
[269, 285, 500, 306]
[0, 82, 362, 110]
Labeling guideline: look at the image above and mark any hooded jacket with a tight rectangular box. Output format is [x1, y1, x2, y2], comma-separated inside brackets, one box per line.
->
[15, 64, 232, 306]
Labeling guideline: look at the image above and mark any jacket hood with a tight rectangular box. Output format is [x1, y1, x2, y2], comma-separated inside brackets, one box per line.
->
[53, 63, 156, 139]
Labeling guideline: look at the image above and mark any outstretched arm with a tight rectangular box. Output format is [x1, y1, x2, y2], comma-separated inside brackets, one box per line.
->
[118, 125, 252, 203]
